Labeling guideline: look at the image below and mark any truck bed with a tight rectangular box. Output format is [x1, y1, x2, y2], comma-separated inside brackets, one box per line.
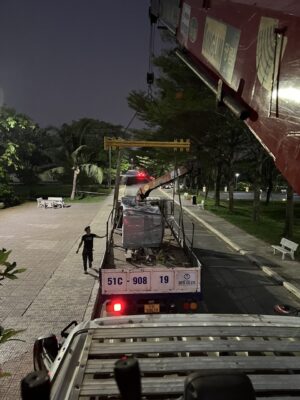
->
[93, 204, 201, 316]
[49, 314, 300, 399]
[99, 223, 201, 300]
[104, 225, 191, 270]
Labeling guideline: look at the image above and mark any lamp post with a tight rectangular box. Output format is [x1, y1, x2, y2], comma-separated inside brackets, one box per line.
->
[235, 173, 240, 190]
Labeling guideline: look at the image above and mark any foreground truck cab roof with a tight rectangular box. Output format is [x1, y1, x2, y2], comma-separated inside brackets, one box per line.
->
[27, 313, 300, 399]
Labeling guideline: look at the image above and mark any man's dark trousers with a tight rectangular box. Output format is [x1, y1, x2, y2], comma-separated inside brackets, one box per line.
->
[82, 249, 93, 271]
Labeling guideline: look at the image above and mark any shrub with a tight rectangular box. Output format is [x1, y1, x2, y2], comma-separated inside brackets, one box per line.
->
[0, 184, 20, 207]
[0, 249, 26, 377]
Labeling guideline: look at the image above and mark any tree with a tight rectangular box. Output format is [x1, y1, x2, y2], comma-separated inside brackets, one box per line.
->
[0, 248, 26, 282]
[0, 249, 26, 378]
[0, 142, 20, 180]
[0, 106, 41, 184]
[42, 118, 124, 197]
[127, 51, 250, 205]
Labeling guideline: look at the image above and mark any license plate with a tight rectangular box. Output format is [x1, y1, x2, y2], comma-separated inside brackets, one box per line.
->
[144, 304, 160, 313]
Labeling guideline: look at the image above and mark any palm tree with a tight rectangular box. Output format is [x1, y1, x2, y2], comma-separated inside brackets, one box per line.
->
[68, 144, 103, 200]
[41, 119, 107, 198]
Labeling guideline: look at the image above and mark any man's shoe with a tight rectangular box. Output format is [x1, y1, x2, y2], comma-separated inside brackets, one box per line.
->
[84, 271, 88, 274]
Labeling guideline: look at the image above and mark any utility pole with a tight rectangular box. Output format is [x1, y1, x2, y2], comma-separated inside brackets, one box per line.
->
[108, 146, 112, 189]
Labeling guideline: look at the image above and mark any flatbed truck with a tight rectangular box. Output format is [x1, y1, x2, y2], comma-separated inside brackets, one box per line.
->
[92, 195, 202, 318]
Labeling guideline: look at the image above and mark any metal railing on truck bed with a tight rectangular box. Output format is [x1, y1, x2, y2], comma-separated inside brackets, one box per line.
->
[93, 201, 202, 315]
[48, 314, 300, 399]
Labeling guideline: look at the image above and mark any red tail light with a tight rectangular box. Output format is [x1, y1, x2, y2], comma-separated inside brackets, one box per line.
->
[106, 300, 125, 315]
[113, 303, 122, 312]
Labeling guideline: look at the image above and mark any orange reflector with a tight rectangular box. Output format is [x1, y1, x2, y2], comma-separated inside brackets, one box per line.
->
[190, 302, 198, 311]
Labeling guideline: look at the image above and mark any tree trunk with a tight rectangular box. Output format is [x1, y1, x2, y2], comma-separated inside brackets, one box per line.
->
[183, 175, 188, 190]
[175, 178, 180, 194]
[252, 183, 261, 222]
[265, 181, 273, 205]
[228, 179, 234, 212]
[284, 184, 294, 238]
[214, 162, 222, 207]
[70, 166, 80, 200]
[252, 149, 264, 222]
[196, 177, 199, 196]
[196, 167, 201, 196]
[264, 157, 276, 205]
[205, 185, 209, 200]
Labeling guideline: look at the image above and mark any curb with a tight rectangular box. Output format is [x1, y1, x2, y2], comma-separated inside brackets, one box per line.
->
[260, 266, 285, 284]
[283, 282, 300, 300]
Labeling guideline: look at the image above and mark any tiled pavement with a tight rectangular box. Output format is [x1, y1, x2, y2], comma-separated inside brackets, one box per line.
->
[0, 195, 114, 399]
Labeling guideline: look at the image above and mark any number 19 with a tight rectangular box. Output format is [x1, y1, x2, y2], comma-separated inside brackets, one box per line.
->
[160, 275, 169, 284]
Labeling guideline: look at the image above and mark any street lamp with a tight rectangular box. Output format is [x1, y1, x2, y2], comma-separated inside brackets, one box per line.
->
[235, 173, 240, 190]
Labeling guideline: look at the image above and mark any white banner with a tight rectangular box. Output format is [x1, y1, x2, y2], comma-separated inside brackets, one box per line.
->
[101, 267, 201, 295]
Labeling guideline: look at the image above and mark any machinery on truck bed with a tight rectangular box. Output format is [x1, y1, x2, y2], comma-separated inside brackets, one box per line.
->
[149, 0, 300, 195]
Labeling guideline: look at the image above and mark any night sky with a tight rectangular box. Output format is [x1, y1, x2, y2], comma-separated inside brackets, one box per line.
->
[0, 1, 161, 128]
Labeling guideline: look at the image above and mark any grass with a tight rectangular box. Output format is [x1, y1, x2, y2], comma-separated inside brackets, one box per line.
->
[196, 195, 300, 257]
[13, 183, 111, 203]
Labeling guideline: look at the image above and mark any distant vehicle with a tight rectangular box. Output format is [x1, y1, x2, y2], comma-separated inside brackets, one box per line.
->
[162, 183, 174, 189]
[124, 169, 139, 176]
[123, 169, 151, 186]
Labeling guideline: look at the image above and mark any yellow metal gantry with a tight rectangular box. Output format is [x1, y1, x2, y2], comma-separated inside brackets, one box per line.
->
[104, 137, 190, 152]
[105, 136, 191, 222]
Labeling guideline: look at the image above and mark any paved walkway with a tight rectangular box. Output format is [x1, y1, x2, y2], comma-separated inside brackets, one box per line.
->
[1, 190, 300, 399]
[0, 194, 114, 400]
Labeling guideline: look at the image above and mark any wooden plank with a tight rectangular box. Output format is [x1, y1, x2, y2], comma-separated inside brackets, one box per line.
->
[79, 374, 300, 397]
[85, 355, 300, 374]
[89, 339, 300, 355]
[91, 325, 300, 340]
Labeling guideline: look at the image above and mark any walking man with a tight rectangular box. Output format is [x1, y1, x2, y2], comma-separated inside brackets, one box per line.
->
[76, 226, 105, 274]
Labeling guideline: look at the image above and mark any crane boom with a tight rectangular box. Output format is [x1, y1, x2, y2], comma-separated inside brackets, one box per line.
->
[136, 165, 190, 200]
